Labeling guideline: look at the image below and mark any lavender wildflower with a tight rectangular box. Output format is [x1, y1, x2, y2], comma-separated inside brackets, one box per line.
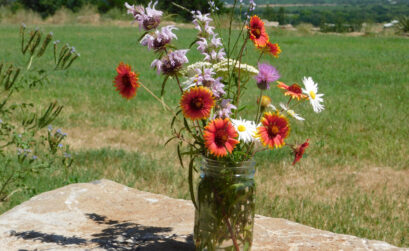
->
[192, 10, 225, 63]
[249, 0, 256, 11]
[208, 0, 219, 11]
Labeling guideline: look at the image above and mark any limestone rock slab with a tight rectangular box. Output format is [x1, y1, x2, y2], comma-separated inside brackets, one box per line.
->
[0, 179, 404, 250]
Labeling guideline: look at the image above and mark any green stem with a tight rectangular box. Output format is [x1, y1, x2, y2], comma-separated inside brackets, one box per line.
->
[139, 82, 176, 117]
[175, 75, 184, 94]
[255, 90, 263, 122]
[257, 50, 265, 63]
[234, 38, 249, 115]
[189, 156, 198, 210]
[26, 55, 34, 71]
[225, 215, 240, 251]
[213, 187, 241, 251]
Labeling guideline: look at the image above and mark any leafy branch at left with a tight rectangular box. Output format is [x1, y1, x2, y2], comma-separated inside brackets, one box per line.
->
[0, 24, 79, 203]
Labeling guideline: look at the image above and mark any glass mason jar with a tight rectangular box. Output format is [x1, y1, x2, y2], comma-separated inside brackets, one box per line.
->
[194, 157, 256, 251]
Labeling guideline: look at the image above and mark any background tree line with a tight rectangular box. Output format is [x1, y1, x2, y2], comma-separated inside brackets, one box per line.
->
[253, 2, 409, 32]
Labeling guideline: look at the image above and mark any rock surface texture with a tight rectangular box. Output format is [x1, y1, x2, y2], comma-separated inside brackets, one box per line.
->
[0, 179, 405, 250]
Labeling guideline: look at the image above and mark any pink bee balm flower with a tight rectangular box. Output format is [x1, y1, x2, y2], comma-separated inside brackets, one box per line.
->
[255, 63, 280, 90]
[215, 99, 237, 119]
[140, 25, 178, 51]
[125, 1, 162, 31]
[151, 50, 189, 75]
[189, 68, 225, 98]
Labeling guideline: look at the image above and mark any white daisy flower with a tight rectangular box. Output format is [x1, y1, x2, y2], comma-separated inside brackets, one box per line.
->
[231, 118, 258, 143]
[279, 103, 305, 121]
[268, 104, 277, 111]
[302, 77, 324, 113]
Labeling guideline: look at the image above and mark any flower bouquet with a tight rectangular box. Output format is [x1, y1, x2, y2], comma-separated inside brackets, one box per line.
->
[114, 1, 324, 250]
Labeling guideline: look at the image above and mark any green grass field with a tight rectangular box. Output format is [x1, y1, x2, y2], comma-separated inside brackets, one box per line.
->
[0, 24, 408, 247]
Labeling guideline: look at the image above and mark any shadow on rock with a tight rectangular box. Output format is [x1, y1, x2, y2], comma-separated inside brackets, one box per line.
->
[11, 213, 193, 250]
[12, 230, 87, 245]
[86, 213, 194, 251]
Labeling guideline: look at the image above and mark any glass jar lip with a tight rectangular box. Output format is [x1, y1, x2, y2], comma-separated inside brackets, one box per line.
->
[202, 155, 256, 167]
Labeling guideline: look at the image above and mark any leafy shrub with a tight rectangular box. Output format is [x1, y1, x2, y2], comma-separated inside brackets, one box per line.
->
[397, 16, 409, 33]
[18, 0, 85, 17]
[0, 25, 78, 202]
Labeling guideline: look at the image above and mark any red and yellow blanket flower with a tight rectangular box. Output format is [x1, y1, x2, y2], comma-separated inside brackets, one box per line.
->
[277, 81, 308, 100]
[180, 86, 215, 120]
[257, 112, 290, 149]
[263, 42, 281, 58]
[247, 16, 269, 48]
[113, 62, 141, 100]
[292, 139, 310, 165]
[204, 118, 239, 157]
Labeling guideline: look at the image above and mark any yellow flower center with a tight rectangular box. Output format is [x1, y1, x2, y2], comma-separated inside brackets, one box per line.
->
[193, 98, 203, 109]
[270, 126, 279, 135]
[287, 110, 295, 117]
[237, 125, 246, 132]
[309, 91, 316, 100]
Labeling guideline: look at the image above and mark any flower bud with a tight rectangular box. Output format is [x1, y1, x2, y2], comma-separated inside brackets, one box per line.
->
[257, 95, 272, 109]
[37, 32, 53, 57]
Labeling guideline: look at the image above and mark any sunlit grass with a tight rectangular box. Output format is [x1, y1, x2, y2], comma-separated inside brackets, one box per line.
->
[0, 24, 408, 247]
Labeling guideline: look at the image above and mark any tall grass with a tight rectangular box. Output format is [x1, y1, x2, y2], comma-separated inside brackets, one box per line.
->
[0, 25, 408, 247]
[0, 5, 132, 25]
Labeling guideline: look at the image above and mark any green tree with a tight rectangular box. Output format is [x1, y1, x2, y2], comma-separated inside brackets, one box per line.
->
[263, 4, 276, 21]
[18, 0, 85, 17]
[277, 7, 286, 25]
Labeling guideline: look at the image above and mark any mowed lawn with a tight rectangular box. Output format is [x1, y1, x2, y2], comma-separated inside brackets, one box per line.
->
[0, 25, 408, 247]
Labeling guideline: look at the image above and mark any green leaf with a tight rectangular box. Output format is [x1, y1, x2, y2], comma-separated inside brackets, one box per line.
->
[171, 110, 182, 129]
[237, 105, 247, 113]
[189, 38, 200, 49]
[177, 143, 184, 169]
[188, 155, 198, 210]
[137, 31, 149, 42]
[160, 75, 169, 97]
[164, 136, 177, 146]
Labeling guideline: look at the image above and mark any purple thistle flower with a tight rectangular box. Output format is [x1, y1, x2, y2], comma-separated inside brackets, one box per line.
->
[125, 1, 162, 31]
[140, 25, 177, 51]
[151, 50, 189, 75]
[255, 63, 280, 90]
